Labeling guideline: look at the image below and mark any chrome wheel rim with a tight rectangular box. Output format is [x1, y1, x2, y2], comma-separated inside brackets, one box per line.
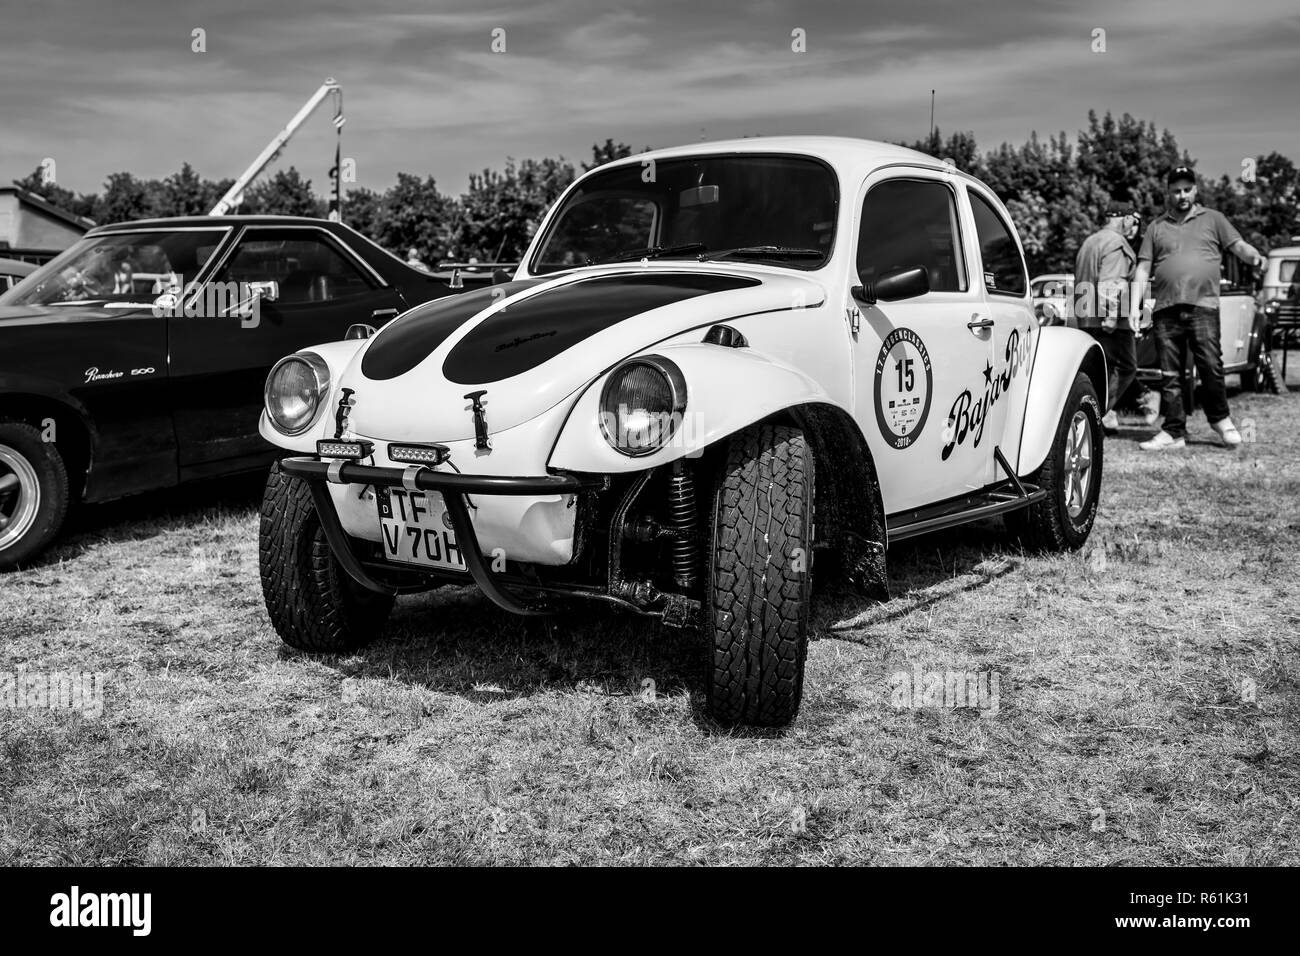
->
[0, 444, 41, 552]
[1064, 411, 1093, 519]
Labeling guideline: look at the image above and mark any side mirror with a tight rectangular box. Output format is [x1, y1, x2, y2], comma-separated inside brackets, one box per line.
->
[853, 265, 929, 304]
[345, 323, 376, 340]
[248, 279, 279, 303]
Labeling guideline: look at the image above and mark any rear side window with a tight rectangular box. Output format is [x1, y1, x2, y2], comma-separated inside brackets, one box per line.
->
[858, 179, 966, 292]
[969, 192, 1027, 296]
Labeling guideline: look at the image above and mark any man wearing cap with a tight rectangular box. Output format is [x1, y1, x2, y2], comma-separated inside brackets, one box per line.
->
[1074, 201, 1140, 432]
[1134, 166, 1265, 450]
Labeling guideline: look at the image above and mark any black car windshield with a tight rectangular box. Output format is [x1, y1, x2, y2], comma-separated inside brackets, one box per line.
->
[0, 229, 229, 308]
[530, 154, 837, 275]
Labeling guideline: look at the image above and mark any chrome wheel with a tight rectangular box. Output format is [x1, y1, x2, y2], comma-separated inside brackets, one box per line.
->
[1064, 411, 1093, 519]
[0, 444, 41, 553]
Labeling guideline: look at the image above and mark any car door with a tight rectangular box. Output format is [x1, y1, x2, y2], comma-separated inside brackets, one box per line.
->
[851, 171, 995, 515]
[961, 183, 1037, 482]
[169, 226, 407, 472]
[1217, 255, 1254, 371]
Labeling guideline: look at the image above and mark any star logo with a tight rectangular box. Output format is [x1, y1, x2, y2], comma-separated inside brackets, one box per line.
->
[982, 360, 993, 386]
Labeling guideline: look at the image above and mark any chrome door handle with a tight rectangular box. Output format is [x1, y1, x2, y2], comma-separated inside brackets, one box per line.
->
[967, 315, 995, 330]
[371, 308, 399, 319]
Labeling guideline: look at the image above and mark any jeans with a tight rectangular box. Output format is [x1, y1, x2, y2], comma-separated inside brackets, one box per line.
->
[1153, 304, 1230, 439]
[1083, 327, 1137, 412]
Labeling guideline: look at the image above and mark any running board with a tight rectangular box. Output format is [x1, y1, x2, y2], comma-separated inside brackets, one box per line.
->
[887, 446, 1042, 543]
[886, 486, 1045, 542]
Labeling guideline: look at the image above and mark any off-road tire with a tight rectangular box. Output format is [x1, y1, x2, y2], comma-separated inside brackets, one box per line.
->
[0, 420, 70, 572]
[1005, 373, 1103, 551]
[260, 462, 393, 652]
[705, 423, 813, 727]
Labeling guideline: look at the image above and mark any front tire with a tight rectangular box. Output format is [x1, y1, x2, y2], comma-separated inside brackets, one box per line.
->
[259, 462, 394, 652]
[705, 423, 814, 728]
[1005, 373, 1103, 551]
[0, 421, 70, 572]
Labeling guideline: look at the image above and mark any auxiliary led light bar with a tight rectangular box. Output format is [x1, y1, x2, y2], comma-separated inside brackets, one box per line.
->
[316, 439, 375, 460]
[388, 443, 451, 467]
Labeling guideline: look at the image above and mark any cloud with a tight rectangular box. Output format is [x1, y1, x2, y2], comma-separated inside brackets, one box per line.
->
[1, 0, 1296, 200]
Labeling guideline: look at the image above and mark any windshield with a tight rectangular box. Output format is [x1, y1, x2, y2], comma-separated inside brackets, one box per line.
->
[0, 229, 228, 308]
[530, 154, 838, 274]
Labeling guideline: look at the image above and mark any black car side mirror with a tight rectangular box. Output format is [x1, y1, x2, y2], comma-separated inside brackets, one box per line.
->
[853, 265, 929, 304]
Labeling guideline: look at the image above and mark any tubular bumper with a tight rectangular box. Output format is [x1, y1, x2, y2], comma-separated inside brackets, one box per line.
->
[278, 456, 603, 616]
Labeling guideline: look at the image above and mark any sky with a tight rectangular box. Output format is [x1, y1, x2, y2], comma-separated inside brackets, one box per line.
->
[2, 0, 1298, 202]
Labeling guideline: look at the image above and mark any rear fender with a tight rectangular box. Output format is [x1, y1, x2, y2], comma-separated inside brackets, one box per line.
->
[1017, 327, 1106, 476]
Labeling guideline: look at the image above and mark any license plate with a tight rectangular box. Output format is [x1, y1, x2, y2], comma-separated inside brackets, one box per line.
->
[376, 487, 467, 572]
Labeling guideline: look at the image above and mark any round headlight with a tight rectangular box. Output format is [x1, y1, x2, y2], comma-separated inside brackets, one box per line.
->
[265, 352, 330, 436]
[599, 356, 687, 457]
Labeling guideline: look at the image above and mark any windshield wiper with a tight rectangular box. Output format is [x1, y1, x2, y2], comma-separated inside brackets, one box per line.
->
[704, 246, 824, 262]
[591, 242, 708, 265]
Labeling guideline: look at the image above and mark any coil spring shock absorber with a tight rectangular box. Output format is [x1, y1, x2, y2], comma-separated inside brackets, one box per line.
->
[667, 460, 698, 589]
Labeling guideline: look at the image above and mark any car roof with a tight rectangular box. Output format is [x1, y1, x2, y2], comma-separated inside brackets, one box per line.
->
[591, 135, 956, 181]
[89, 214, 341, 234]
[1269, 246, 1300, 257]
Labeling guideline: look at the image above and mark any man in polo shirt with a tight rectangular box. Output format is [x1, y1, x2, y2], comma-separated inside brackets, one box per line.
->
[1074, 200, 1140, 432]
[1134, 166, 1265, 450]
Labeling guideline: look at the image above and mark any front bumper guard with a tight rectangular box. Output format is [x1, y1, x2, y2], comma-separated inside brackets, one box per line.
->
[279, 456, 604, 616]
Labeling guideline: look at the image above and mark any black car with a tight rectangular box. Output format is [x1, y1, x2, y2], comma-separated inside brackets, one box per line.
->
[0, 256, 37, 293]
[0, 215, 456, 569]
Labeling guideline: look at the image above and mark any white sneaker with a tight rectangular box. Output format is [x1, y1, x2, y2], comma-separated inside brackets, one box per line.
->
[1140, 430, 1185, 451]
[1211, 417, 1242, 447]
[1101, 410, 1119, 432]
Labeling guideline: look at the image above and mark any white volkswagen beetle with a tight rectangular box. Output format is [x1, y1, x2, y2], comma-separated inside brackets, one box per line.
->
[258, 137, 1107, 727]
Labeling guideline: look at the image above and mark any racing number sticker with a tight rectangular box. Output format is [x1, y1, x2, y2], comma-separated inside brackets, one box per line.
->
[874, 328, 933, 449]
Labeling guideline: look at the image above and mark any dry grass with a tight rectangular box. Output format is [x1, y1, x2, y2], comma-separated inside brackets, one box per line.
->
[2, 360, 1297, 865]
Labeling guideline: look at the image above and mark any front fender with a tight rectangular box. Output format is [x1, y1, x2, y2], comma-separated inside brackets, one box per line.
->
[1017, 327, 1106, 476]
[259, 339, 369, 453]
[548, 343, 836, 472]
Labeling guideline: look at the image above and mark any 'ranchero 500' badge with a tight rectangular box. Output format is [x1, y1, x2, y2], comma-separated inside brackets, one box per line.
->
[874, 328, 932, 449]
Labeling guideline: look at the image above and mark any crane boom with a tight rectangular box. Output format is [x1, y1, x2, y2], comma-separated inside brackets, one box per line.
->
[210, 78, 344, 216]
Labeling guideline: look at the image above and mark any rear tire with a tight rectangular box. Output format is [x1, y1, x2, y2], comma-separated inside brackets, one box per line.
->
[0, 421, 70, 572]
[259, 462, 394, 652]
[1005, 373, 1103, 551]
[705, 423, 813, 728]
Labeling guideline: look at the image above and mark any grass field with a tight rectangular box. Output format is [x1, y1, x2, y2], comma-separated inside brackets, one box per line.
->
[2, 365, 1297, 865]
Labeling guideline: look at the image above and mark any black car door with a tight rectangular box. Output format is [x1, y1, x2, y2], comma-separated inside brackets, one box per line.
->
[168, 226, 407, 473]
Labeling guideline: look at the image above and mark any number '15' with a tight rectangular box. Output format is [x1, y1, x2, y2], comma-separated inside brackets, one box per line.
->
[895, 358, 915, 392]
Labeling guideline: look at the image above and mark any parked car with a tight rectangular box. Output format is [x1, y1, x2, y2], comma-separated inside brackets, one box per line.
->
[1134, 253, 1280, 397]
[0, 215, 456, 569]
[0, 257, 37, 293]
[1031, 273, 1072, 326]
[258, 137, 1106, 727]
[1260, 243, 1298, 304]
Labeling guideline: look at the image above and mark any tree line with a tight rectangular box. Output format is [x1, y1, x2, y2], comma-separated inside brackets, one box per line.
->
[14, 115, 1298, 275]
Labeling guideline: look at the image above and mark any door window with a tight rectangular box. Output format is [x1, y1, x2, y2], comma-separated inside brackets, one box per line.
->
[969, 192, 1027, 296]
[858, 179, 966, 293]
[211, 231, 374, 304]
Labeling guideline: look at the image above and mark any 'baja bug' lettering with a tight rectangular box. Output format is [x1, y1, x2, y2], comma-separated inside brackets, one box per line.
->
[941, 326, 1031, 460]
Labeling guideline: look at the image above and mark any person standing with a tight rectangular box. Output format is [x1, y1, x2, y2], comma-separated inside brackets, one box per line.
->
[404, 247, 430, 273]
[1135, 166, 1265, 450]
[1074, 200, 1140, 432]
